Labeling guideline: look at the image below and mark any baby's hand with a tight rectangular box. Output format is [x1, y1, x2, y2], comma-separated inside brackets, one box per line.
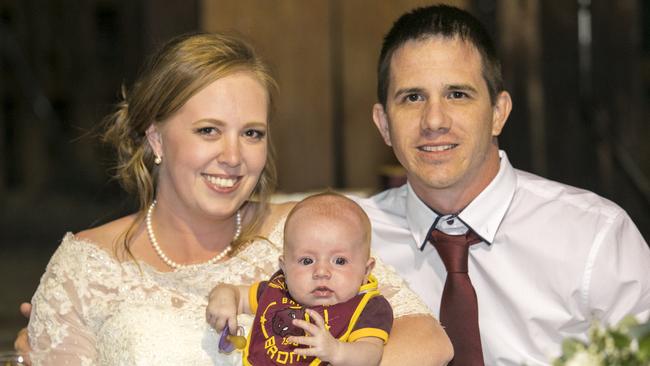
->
[206, 284, 240, 335]
[287, 308, 343, 364]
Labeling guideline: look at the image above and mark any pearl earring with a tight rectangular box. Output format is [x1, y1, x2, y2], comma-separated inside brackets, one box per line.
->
[154, 156, 162, 165]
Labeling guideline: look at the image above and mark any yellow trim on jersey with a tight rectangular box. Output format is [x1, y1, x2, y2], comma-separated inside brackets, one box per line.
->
[249, 281, 260, 313]
[244, 273, 387, 366]
[243, 283, 260, 366]
[336, 274, 380, 342]
[359, 274, 379, 294]
[348, 328, 389, 344]
[243, 330, 254, 366]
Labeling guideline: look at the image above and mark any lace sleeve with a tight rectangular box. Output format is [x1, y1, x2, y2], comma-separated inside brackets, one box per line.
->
[372, 255, 432, 318]
[28, 237, 98, 365]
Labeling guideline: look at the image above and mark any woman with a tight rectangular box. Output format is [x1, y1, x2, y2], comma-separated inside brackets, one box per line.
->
[26, 32, 452, 365]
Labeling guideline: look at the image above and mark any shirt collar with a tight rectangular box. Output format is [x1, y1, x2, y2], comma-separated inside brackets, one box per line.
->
[406, 150, 517, 249]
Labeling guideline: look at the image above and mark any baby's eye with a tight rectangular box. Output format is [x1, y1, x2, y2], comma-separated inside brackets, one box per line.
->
[334, 257, 347, 265]
[299, 258, 313, 265]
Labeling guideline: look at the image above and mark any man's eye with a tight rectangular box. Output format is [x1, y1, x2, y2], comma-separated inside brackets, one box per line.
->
[448, 91, 468, 99]
[405, 94, 423, 102]
[299, 258, 313, 265]
[334, 257, 347, 265]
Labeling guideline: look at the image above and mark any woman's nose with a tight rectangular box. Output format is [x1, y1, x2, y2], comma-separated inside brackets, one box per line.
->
[217, 136, 242, 167]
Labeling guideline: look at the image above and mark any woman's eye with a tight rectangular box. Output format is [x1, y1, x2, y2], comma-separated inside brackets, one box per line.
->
[299, 258, 313, 265]
[243, 129, 266, 140]
[334, 257, 347, 265]
[195, 127, 218, 135]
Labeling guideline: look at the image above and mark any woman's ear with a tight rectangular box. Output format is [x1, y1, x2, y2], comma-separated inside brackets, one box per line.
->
[146, 124, 163, 159]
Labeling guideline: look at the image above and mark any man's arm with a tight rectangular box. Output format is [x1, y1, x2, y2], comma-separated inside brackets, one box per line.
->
[381, 315, 453, 366]
[588, 211, 650, 323]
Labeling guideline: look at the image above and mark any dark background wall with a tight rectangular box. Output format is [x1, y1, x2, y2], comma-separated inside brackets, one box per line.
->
[0, 0, 648, 349]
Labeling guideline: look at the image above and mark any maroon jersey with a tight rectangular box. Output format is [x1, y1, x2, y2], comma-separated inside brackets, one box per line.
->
[243, 270, 393, 366]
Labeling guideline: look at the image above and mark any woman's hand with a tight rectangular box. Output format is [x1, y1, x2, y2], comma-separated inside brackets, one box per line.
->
[14, 302, 32, 365]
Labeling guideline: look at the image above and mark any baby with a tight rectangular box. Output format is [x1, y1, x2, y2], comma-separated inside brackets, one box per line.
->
[206, 192, 393, 366]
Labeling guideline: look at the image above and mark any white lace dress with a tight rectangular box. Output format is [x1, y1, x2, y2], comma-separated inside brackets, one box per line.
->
[28, 217, 430, 365]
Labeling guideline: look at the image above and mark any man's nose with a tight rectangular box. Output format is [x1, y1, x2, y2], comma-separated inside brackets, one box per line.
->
[420, 100, 451, 134]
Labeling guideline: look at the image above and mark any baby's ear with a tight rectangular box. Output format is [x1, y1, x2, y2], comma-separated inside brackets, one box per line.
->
[365, 257, 376, 278]
[278, 255, 286, 273]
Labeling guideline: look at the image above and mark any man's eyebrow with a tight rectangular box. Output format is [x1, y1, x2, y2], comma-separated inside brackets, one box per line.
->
[445, 84, 479, 93]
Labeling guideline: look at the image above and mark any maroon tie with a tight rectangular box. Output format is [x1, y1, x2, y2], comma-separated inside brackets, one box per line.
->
[430, 229, 485, 366]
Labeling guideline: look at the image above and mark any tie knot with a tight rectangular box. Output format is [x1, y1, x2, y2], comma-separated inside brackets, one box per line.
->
[430, 229, 481, 273]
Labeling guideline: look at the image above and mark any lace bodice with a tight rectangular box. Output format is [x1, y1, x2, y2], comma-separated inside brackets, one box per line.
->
[29, 216, 429, 365]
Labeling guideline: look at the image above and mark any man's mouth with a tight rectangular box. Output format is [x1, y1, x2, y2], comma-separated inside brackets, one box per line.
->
[419, 144, 458, 152]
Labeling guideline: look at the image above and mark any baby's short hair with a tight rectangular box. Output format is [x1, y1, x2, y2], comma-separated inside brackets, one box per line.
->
[284, 191, 371, 254]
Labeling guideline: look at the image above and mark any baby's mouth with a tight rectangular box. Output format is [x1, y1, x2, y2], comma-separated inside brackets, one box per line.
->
[311, 286, 334, 297]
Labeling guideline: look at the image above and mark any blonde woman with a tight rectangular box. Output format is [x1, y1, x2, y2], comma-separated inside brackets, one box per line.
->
[24, 33, 451, 365]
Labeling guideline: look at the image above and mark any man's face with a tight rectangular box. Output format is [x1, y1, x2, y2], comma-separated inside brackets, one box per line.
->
[373, 36, 511, 212]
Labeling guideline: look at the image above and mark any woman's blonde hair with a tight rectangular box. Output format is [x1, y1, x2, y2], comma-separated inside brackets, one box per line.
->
[102, 32, 278, 255]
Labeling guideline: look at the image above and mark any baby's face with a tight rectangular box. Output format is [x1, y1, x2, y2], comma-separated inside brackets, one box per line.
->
[281, 215, 373, 307]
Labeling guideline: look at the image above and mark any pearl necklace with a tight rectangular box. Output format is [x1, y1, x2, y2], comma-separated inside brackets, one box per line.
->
[146, 200, 242, 270]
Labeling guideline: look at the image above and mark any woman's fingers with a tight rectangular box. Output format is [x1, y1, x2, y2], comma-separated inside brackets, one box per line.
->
[20, 303, 32, 318]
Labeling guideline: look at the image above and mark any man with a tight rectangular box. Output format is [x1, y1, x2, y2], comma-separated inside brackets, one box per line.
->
[357, 4, 650, 365]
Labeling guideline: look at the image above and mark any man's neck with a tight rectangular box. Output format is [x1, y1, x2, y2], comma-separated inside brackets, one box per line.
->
[411, 151, 501, 214]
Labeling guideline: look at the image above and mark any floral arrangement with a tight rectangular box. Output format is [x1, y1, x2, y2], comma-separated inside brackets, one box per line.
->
[553, 316, 650, 366]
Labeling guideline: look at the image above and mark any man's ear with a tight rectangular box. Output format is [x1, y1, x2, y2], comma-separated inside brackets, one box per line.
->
[372, 103, 392, 147]
[146, 124, 163, 158]
[491, 91, 512, 137]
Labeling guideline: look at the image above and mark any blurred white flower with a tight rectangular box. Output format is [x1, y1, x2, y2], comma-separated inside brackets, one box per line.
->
[565, 351, 602, 366]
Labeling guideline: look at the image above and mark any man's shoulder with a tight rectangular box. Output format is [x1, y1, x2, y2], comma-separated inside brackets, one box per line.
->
[513, 168, 624, 220]
[352, 185, 409, 221]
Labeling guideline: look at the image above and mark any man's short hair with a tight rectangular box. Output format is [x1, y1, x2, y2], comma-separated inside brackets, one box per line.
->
[377, 4, 504, 107]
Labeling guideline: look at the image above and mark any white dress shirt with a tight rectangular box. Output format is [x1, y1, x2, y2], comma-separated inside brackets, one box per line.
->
[356, 151, 650, 365]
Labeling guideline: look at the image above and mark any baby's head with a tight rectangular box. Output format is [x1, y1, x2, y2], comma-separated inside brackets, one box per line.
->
[279, 192, 375, 307]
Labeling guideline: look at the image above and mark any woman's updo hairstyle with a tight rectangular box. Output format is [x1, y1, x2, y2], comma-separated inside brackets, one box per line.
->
[102, 32, 278, 251]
